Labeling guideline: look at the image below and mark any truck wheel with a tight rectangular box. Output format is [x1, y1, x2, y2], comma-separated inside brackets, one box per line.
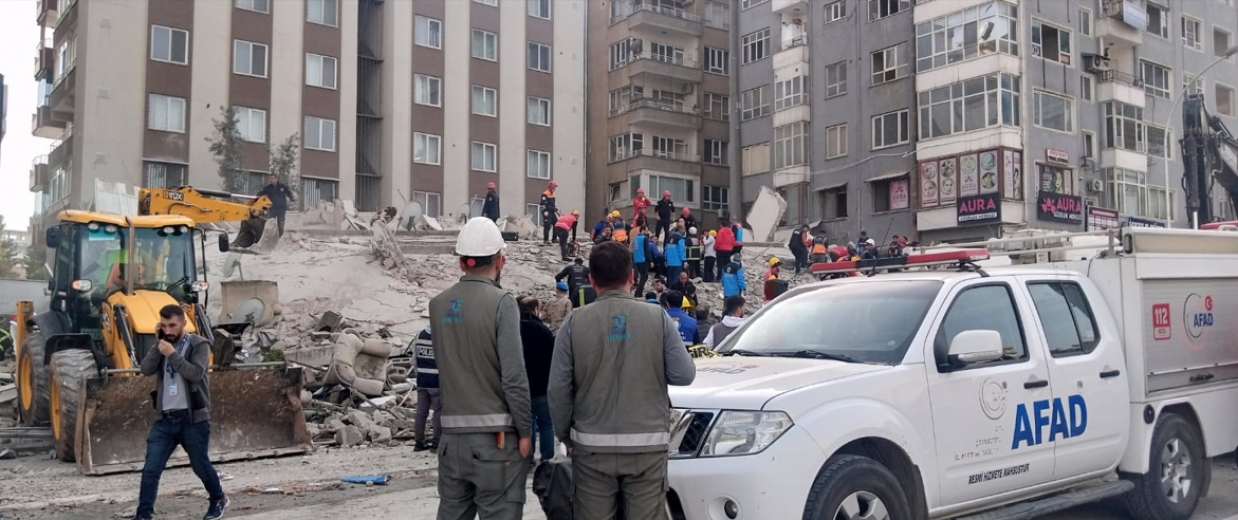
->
[16, 330, 50, 426]
[49, 349, 97, 462]
[803, 455, 912, 520]
[1124, 413, 1205, 520]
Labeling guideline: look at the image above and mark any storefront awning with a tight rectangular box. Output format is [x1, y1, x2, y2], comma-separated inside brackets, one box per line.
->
[865, 171, 910, 183]
[813, 181, 847, 192]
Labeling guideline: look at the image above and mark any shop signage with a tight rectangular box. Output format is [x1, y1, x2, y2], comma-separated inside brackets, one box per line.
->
[1037, 191, 1085, 225]
[1085, 206, 1120, 231]
[957, 193, 1001, 225]
[1127, 216, 1167, 228]
[1046, 149, 1070, 164]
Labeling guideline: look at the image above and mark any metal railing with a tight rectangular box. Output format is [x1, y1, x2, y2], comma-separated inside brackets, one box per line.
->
[631, 52, 699, 69]
[1095, 70, 1144, 87]
[781, 35, 809, 51]
[611, 98, 700, 117]
[612, 2, 703, 24]
[611, 147, 700, 164]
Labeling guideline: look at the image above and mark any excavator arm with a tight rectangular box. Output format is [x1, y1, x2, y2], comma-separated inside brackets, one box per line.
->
[1181, 94, 1238, 226]
[138, 186, 273, 222]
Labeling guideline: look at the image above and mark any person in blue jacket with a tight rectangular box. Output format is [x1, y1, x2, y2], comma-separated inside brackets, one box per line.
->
[631, 229, 650, 296]
[665, 230, 685, 284]
[662, 291, 699, 347]
[721, 255, 746, 298]
[648, 235, 666, 279]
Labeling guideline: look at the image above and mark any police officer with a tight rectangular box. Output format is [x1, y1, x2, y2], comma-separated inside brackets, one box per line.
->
[430, 217, 532, 519]
[412, 325, 440, 452]
[547, 241, 697, 519]
[482, 182, 500, 222]
[555, 258, 593, 309]
[539, 181, 558, 244]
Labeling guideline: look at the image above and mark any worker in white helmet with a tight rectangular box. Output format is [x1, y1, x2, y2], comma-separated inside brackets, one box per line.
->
[430, 217, 532, 518]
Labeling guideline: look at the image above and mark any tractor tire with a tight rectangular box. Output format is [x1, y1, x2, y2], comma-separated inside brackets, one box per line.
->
[49, 349, 98, 462]
[16, 330, 50, 426]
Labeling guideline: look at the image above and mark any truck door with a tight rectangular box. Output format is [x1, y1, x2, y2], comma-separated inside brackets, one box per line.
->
[926, 278, 1056, 506]
[1020, 278, 1129, 480]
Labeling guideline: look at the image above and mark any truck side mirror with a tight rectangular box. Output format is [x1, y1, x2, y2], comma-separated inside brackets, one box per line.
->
[45, 227, 60, 249]
[218, 234, 230, 253]
[947, 330, 1004, 368]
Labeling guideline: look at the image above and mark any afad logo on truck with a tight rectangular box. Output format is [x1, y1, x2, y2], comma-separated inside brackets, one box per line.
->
[1184, 293, 1215, 343]
[1011, 395, 1087, 450]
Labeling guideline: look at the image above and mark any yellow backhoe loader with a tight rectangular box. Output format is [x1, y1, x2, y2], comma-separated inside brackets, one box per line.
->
[14, 187, 311, 475]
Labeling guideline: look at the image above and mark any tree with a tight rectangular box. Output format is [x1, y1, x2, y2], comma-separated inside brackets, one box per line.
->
[0, 216, 20, 279]
[268, 133, 302, 209]
[207, 106, 247, 193]
[22, 244, 49, 281]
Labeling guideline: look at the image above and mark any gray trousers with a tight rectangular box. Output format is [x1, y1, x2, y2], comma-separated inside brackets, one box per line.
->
[437, 432, 529, 520]
[573, 450, 668, 520]
[415, 388, 442, 445]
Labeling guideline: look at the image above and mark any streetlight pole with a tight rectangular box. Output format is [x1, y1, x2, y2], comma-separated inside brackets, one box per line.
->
[1162, 44, 1238, 229]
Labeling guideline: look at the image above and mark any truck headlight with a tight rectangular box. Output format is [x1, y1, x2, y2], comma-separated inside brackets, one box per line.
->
[699, 411, 793, 457]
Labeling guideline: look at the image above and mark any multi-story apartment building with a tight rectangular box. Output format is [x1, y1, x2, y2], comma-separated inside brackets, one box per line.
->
[28, 0, 586, 241]
[741, 0, 1238, 245]
[585, 0, 736, 231]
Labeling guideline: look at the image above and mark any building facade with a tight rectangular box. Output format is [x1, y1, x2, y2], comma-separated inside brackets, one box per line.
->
[585, 0, 736, 232]
[28, 0, 586, 240]
[740, 0, 1238, 245]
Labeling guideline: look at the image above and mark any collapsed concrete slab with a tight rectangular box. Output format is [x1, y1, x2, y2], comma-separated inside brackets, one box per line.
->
[747, 185, 789, 243]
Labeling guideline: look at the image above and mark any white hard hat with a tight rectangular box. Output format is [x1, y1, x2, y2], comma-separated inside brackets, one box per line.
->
[865, 238, 876, 246]
[689, 226, 697, 235]
[456, 217, 507, 257]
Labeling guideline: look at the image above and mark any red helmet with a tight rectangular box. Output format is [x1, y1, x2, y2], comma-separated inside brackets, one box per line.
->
[663, 190, 671, 198]
[487, 182, 496, 189]
[682, 207, 690, 215]
[636, 188, 645, 194]
[548, 181, 558, 188]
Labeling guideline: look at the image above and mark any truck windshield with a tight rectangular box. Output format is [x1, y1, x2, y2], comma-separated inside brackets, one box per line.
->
[718, 280, 943, 364]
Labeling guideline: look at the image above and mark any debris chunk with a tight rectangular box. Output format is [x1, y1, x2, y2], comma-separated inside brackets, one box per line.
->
[334, 426, 365, 447]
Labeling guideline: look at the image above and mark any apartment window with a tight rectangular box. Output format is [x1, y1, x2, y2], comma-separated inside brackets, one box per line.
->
[415, 74, 442, 107]
[1079, 7, 1093, 37]
[651, 136, 688, 159]
[472, 29, 498, 61]
[649, 175, 695, 203]
[704, 1, 729, 30]
[528, 42, 552, 72]
[472, 142, 497, 172]
[741, 0, 768, 9]
[414, 133, 441, 165]
[527, 150, 551, 180]
[528, 0, 551, 19]
[742, 143, 770, 176]
[826, 123, 848, 159]
[649, 89, 684, 109]
[147, 94, 186, 133]
[1147, 125, 1172, 159]
[704, 92, 730, 121]
[609, 132, 644, 162]
[413, 191, 442, 218]
[609, 37, 640, 70]
[915, 1, 1019, 72]
[1032, 91, 1074, 133]
[1105, 168, 1174, 221]
[1083, 131, 1096, 159]
[144, 162, 188, 189]
[303, 178, 338, 207]
[233, 40, 269, 77]
[871, 109, 910, 149]
[741, 85, 771, 121]
[304, 116, 336, 151]
[151, 25, 189, 65]
[307, 0, 338, 27]
[1216, 27, 1234, 59]
[1217, 84, 1235, 117]
[609, 86, 642, 114]
[306, 53, 338, 89]
[705, 47, 730, 75]
[475, 0, 498, 5]
[774, 76, 807, 111]
[1081, 75, 1094, 102]
[825, 0, 846, 23]
[1031, 20, 1073, 66]
[1145, 3, 1169, 39]
[1104, 101, 1146, 153]
[871, 43, 908, 85]
[919, 73, 1021, 139]
[872, 176, 909, 212]
[826, 61, 847, 98]
[415, 16, 442, 49]
[775, 122, 808, 169]
[703, 186, 729, 212]
[472, 85, 497, 116]
[528, 96, 551, 126]
[1141, 60, 1171, 99]
[821, 187, 848, 219]
[234, 107, 267, 143]
[741, 28, 770, 64]
[236, 0, 269, 13]
[703, 139, 729, 166]
[868, 0, 909, 22]
[1184, 74, 1204, 95]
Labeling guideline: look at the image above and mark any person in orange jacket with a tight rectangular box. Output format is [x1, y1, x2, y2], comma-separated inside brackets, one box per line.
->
[554, 210, 580, 261]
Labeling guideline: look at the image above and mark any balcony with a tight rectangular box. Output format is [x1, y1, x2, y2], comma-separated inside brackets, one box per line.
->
[33, 42, 53, 79]
[1101, 148, 1148, 172]
[614, 148, 702, 177]
[49, 61, 76, 120]
[772, 0, 809, 14]
[625, 54, 702, 86]
[30, 156, 49, 192]
[1097, 0, 1144, 49]
[47, 130, 73, 171]
[32, 105, 66, 138]
[613, 99, 701, 129]
[773, 40, 809, 71]
[624, 3, 702, 36]
[37, 0, 58, 27]
[1096, 70, 1146, 107]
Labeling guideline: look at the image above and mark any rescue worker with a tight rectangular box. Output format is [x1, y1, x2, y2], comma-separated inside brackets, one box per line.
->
[714, 225, 736, 281]
[555, 258, 592, 309]
[701, 229, 717, 283]
[553, 210, 580, 261]
[664, 230, 685, 285]
[684, 227, 702, 280]
[860, 238, 878, 260]
[540, 181, 558, 244]
[669, 270, 697, 308]
[729, 216, 745, 256]
[809, 234, 830, 266]
[430, 217, 532, 519]
[632, 188, 652, 229]
[592, 211, 612, 242]
[544, 282, 572, 333]
[662, 291, 700, 347]
[764, 258, 783, 303]
[518, 296, 557, 465]
[631, 228, 651, 297]
[257, 173, 296, 237]
[482, 182, 500, 222]
[593, 225, 614, 245]
[648, 236, 666, 279]
[655, 191, 675, 243]
[789, 225, 809, 275]
[546, 242, 696, 519]
[412, 325, 441, 452]
[611, 211, 629, 244]
[703, 295, 747, 349]
[681, 208, 697, 234]
[721, 255, 746, 299]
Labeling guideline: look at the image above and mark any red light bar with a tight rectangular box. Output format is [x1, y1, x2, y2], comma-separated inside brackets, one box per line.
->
[810, 248, 991, 275]
[1201, 221, 1238, 230]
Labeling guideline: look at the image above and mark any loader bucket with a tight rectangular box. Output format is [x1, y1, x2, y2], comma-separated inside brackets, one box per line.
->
[74, 366, 311, 475]
[231, 217, 267, 250]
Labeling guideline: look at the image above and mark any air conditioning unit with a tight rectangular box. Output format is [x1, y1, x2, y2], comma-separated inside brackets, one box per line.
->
[1084, 53, 1111, 73]
[1089, 179, 1105, 192]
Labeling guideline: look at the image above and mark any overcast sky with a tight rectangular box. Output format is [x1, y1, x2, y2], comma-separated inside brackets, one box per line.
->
[0, 0, 50, 235]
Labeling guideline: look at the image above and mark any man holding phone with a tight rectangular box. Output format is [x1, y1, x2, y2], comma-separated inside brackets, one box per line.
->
[134, 304, 228, 520]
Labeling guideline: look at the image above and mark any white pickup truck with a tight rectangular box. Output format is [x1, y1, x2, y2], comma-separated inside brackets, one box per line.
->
[666, 228, 1238, 520]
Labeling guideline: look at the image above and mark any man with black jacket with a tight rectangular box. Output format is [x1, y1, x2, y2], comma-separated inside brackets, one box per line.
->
[134, 305, 228, 520]
[539, 181, 558, 244]
[483, 182, 500, 222]
[655, 191, 675, 243]
[555, 258, 594, 308]
[519, 296, 557, 463]
[257, 173, 296, 237]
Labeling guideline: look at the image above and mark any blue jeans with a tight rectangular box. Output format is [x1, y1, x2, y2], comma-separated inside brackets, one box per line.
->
[667, 266, 682, 285]
[137, 412, 225, 516]
[530, 396, 555, 462]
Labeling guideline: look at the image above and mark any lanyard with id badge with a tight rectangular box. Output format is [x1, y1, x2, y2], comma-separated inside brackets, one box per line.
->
[164, 336, 189, 399]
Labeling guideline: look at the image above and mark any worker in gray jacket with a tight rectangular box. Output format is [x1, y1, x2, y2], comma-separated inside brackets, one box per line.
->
[430, 217, 533, 519]
[547, 241, 696, 519]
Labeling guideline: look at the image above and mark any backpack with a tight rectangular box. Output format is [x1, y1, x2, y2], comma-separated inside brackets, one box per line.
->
[533, 459, 574, 520]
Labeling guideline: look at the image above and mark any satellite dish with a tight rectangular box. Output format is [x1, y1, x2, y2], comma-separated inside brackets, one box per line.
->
[402, 201, 424, 231]
[228, 297, 267, 325]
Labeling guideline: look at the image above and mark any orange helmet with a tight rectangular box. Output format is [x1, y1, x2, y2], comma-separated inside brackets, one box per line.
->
[548, 181, 558, 188]
[637, 187, 645, 194]
[487, 182, 496, 189]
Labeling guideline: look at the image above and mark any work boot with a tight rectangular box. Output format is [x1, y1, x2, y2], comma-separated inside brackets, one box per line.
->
[413, 442, 431, 452]
[203, 496, 229, 520]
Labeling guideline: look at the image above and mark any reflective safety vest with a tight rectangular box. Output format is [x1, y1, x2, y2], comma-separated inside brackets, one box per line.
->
[811, 241, 827, 255]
